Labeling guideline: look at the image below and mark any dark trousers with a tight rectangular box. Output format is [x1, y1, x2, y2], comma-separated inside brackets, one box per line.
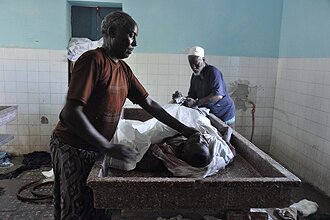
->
[49, 133, 110, 220]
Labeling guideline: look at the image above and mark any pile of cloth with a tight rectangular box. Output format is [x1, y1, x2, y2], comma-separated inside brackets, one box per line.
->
[67, 37, 103, 62]
[104, 104, 235, 178]
[0, 151, 13, 167]
[274, 199, 319, 220]
[0, 151, 51, 180]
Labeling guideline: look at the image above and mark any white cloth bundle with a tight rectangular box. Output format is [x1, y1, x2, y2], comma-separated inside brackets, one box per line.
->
[104, 104, 234, 177]
[67, 37, 103, 61]
[274, 199, 318, 220]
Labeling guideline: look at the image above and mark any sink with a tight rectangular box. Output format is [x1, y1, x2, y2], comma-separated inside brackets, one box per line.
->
[0, 106, 17, 147]
[0, 106, 17, 127]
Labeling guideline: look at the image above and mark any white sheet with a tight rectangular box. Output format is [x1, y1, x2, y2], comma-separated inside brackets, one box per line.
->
[67, 37, 103, 61]
[104, 104, 234, 177]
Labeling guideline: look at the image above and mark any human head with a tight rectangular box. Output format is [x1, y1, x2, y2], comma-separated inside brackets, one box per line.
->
[101, 11, 138, 60]
[180, 133, 211, 167]
[187, 46, 206, 76]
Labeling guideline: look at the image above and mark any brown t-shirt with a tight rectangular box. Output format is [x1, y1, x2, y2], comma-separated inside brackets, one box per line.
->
[54, 47, 148, 150]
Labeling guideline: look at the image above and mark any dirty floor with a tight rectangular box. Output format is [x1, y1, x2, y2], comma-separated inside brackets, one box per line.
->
[0, 157, 330, 220]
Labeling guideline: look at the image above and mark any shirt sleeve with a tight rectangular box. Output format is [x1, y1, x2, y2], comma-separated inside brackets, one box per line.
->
[188, 75, 197, 99]
[67, 51, 101, 104]
[210, 67, 226, 97]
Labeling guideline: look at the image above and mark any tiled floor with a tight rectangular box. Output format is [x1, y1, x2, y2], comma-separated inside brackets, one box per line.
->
[0, 157, 330, 220]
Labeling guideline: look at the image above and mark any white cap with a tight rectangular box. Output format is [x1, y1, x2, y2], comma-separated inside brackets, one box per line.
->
[188, 46, 205, 57]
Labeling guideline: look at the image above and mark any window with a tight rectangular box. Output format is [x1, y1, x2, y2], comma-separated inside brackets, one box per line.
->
[68, 5, 122, 83]
[71, 6, 121, 41]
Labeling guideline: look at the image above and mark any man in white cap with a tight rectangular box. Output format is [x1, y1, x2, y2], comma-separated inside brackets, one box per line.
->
[184, 46, 236, 127]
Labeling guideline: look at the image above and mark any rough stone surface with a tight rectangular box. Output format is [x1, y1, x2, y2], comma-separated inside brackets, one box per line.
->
[87, 108, 301, 217]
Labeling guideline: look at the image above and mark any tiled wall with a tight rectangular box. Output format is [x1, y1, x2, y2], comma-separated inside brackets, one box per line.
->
[0, 48, 277, 155]
[0, 48, 68, 154]
[271, 58, 330, 197]
[3, 47, 330, 196]
[125, 54, 278, 152]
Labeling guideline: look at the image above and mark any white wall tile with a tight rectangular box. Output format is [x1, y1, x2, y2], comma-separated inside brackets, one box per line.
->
[38, 49, 50, 61]
[40, 104, 51, 115]
[40, 135, 51, 146]
[3, 48, 16, 59]
[27, 60, 38, 71]
[271, 57, 330, 197]
[26, 49, 39, 60]
[50, 72, 64, 83]
[125, 53, 136, 64]
[1, 47, 329, 196]
[28, 82, 38, 93]
[136, 53, 148, 63]
[147, 64, 158, 74]
[17, 114, 29, 124]
[28, 104, 40, 114]
[158, 54, 169, 64]
[16, 71, 27, 82]
[50, 104, 63, 115]
[17, 103, 28, 115]
[29, 135, 40, 146]
[167, 54, 180, 65]
[50, 50, 66, 61]
[0, 71, 4, 81]
[18, 135, 29, 145]
[51, 93, 62, 104]
[4, 70, 16, 82]
[37, 69, 49, 81]
[40, 93, 50, 104]
[50, 61, 63, 72]
[4, 82, 16, 93]
[5, 92, 17, 104]
[28, 93, 40, 104]
[147, 74, 158, 85]
[0, 48, 4, 59]
[3, 60, 15, 71]
[18, 125, 29, 135]
[15, 60, 27, 71]
[38, 61, 50, 72]
[29, 125, 40, 135]
[158, 75, 169, 86]
[50, 83, 62, 94]
[28, 71, 39, 82]
[158, 64, 169, 75]
[39, 82, 50, 93]
[147, 53, 159, 64]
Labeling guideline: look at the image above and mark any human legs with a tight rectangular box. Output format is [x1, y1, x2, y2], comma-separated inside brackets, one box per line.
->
[49, 134, 107, 220]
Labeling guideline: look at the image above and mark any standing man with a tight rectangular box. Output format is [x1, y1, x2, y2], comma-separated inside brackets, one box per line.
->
[184, 46, 236, 127]
[50, 11, 197, 220]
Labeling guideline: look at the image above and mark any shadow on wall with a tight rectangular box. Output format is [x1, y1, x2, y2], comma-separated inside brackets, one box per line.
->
[229, 81, 257, 142]
[229, 80, 257, 111]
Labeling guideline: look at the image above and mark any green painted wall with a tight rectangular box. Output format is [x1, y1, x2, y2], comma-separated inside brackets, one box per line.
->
[279, 0, 330, 58]
[0, 0, 68, 49]
[3, 0, 329, 58]
[0, 0, 283, 57]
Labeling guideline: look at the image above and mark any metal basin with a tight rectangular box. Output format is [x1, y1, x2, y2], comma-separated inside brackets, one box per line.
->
[0, 106, 17, 127]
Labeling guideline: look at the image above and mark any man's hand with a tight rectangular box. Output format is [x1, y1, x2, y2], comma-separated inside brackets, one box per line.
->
[172, 91, 186, 104]
[107, 144, 138, 162]
[184, 97, 197, 108]
[172, 91, 183, 100]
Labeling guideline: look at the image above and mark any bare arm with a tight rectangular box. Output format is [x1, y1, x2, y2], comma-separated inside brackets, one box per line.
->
[139, 96, 198, 137]
[185, 92, 222, 108]
[60, 99, 137, 161]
